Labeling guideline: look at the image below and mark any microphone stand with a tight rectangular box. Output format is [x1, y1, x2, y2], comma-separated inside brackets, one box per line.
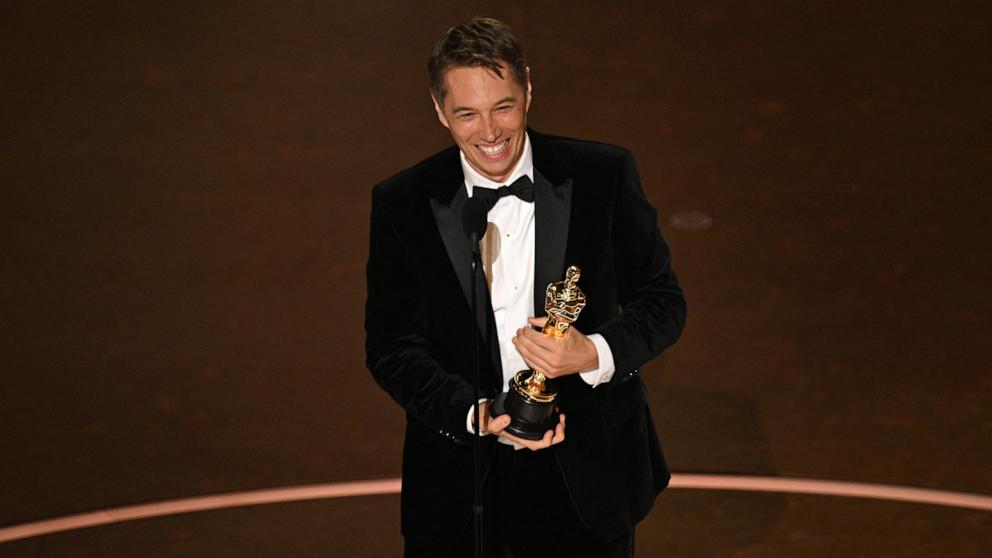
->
[462, 195, 491, 558]
[469, 230, 485, 558]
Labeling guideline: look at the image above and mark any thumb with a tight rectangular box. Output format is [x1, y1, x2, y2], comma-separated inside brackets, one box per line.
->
[527, 316, 549, 327]
[488, 414, 511, 434]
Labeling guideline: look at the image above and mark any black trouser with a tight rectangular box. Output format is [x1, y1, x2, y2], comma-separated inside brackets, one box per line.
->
[405, 443, 634, 558]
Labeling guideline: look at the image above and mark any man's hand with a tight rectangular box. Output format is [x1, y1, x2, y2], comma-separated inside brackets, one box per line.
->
[476, 400, 566, 451]
[511, 316, 598, 378]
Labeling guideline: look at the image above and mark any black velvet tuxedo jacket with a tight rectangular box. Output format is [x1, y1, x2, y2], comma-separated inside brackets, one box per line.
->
[365, 130, 686, 546]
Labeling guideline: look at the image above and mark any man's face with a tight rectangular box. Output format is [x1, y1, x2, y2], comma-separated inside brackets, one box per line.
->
[433, 64, 532, 184]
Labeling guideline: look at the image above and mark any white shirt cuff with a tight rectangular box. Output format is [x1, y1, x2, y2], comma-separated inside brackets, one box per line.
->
[579, 333, 616, 387]
[466, 398, 491, 435]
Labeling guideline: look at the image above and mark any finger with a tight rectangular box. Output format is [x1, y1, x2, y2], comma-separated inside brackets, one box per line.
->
[511, 329, 534, 352]
[514, 328, 561, 362]
[533, 428, 554, 451]
[551, 420, 565, 445]
[487, 414, 511, 434]
[500, 428, 553, 451]
[527, 316, 549, 328]
[512, 336, 557, 374]
[517, 349, 557, 378]
[498, 430, 533, 448]
[530, 350, 563, 377]
[519, 326, 559, 350]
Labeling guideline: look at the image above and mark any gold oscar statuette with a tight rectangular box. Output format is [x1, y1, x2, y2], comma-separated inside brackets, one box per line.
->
[491, 266, 587, 440]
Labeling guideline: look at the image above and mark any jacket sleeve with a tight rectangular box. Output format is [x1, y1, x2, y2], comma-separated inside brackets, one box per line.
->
[596, 150, 687, 375]
[364, 186, 475, 442]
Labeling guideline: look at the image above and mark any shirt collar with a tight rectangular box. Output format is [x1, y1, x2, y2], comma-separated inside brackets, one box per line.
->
[461, 133, 533, 197]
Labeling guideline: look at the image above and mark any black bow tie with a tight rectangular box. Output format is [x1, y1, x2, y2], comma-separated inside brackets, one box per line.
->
[471, 175, 535, 208]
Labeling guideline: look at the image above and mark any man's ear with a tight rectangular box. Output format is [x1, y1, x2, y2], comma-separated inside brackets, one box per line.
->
[524, 67, 533, 112]
[431, 92, 450, 129]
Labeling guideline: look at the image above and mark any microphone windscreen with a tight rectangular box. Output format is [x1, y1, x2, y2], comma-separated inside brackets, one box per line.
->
[462, 197, 490, 239]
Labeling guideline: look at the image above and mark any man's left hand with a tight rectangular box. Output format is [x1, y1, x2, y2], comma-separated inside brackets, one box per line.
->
[511, 316, 598, 378]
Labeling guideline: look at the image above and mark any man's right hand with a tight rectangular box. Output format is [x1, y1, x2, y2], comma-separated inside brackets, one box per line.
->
[476, 400, 566, 451]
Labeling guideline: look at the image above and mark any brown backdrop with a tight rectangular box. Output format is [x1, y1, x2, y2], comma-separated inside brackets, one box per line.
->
[2, 2, 990, 556]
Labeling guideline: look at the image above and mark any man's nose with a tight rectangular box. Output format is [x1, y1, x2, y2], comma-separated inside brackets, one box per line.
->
[479, 115, 500, 142]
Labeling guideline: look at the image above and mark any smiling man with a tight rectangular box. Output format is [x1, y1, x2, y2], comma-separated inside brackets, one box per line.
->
[365, 17, 686, 558]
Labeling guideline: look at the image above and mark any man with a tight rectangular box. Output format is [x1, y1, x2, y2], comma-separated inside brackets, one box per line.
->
[365, 17, 685, 557]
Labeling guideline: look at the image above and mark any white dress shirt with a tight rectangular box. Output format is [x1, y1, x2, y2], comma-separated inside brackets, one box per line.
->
[464, 133, 615, 435]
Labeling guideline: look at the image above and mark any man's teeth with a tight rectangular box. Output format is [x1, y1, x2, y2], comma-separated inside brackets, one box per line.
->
[479, 140, 509, 156]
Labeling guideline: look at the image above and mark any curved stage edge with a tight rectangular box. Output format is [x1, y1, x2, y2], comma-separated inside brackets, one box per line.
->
[2, 474, 990, 544]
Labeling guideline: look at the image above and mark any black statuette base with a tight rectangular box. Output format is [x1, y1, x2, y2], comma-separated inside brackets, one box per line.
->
[490, 391, 559, 441]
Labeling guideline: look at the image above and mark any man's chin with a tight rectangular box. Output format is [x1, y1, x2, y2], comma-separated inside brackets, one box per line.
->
[469, 161, 512, 183]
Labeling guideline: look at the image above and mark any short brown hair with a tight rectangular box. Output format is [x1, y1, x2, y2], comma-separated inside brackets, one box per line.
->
[427, 17, 528, 107]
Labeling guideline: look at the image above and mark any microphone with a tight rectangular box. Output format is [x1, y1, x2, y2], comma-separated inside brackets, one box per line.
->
[462, 196, 490, 243]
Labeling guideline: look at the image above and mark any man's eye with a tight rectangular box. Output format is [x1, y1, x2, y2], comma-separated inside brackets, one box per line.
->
[496, 106, 511, 112]
[458, 113, 475, 120]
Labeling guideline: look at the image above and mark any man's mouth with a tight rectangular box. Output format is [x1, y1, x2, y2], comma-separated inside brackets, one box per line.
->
[477, 139, 510, 159]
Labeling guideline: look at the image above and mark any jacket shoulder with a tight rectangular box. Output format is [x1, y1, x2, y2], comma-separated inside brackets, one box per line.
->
[531, 132, 636, 194]
[536, 132, 632, 167]
[372, 145, 459, 206]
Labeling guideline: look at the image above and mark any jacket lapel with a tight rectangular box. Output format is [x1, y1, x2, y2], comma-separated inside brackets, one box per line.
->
[430, 185, 472, 305]
[531, 131, 573, 317]
[429, 160, 503, 381]
[533, 169, 572, 316]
